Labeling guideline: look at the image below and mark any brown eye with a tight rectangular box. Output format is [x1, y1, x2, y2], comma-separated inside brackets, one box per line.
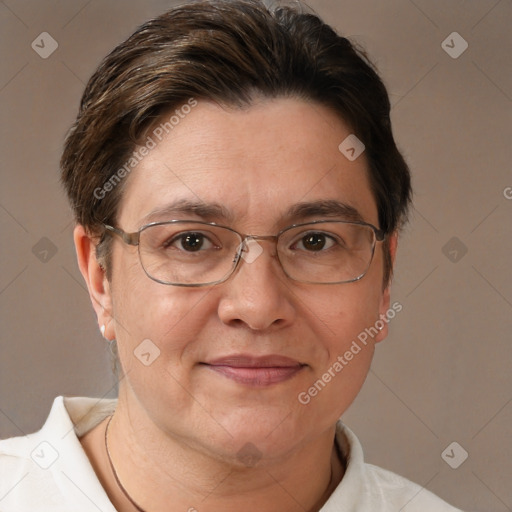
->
[166, 232, 214, 252]
[180, 233, 204, 251]
[302, 233, 327, 251]
[293, 232, 337, 252]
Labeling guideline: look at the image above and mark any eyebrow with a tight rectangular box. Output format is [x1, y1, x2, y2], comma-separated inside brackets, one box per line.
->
[141, 199, 233, 225]
[140, 198, 364, 227]
[284, 200, 365, 224]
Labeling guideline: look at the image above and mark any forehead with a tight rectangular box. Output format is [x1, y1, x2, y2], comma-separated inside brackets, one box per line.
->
[118, 98, 378, 230]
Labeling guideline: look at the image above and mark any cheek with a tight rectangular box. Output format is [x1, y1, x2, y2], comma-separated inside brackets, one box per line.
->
[292, 262, 384, 408]
[111, 282, 219, 427]
[109, 247, 215, 380]
[318, 287, 379, 375]
[293, 286, 380, 427]
[301, 274, 384, 354]
[113, 286, 213, 356]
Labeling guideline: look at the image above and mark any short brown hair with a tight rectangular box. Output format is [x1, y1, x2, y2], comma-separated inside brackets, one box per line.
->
[61, 0, 412, 285]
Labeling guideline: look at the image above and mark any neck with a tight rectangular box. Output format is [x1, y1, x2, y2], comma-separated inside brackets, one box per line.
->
[102, 400, 344, 512]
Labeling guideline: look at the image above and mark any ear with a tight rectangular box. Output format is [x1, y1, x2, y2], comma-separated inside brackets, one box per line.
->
[374, 231, 398, 343]
[73, 225, 115, 340]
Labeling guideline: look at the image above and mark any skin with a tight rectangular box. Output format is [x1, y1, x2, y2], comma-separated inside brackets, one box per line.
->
[76, 97, 398, 512]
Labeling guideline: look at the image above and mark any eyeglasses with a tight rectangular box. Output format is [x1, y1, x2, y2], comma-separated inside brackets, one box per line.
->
[103, 220, 385, 287]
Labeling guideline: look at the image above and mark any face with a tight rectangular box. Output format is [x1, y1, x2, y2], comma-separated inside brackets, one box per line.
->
[98, 98, 393, 462]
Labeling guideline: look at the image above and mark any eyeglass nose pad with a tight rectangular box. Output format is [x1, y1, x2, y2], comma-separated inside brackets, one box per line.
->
[236, 237, 264, 265]
[233, 240, 244, 264]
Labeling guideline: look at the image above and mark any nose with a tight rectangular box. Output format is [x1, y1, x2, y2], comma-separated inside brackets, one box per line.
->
[217, 238, 296, 331]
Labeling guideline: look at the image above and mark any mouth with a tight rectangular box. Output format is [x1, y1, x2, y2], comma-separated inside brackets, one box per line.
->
[201, 355, 307, 387]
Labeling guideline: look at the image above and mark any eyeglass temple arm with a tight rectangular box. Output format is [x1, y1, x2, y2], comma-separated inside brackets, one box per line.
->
[103, 224, 140, 246]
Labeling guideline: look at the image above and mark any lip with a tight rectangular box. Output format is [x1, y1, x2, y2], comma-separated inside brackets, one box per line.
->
[202, 354, 306, 387]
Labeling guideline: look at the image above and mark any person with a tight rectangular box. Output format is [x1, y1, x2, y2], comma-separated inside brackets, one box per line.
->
[0, 1, 463, 510]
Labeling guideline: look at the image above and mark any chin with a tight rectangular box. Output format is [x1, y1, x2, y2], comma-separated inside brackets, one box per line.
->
[210, 407, 306, 458]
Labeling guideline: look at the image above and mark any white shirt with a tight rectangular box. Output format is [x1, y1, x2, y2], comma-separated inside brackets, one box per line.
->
[0, 396, 463, 511]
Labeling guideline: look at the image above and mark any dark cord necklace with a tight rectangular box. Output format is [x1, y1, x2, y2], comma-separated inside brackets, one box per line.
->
[105, 415, 146, 512]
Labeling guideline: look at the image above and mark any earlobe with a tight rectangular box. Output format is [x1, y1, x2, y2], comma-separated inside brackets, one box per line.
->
[73, 225, 114, 338]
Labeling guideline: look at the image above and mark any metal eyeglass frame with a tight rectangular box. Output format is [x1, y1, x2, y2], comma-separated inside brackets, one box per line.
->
[102, 219, 386, 287]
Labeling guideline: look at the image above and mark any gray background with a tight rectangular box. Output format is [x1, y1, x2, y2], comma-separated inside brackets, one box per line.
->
[0, 1, 511, 510]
